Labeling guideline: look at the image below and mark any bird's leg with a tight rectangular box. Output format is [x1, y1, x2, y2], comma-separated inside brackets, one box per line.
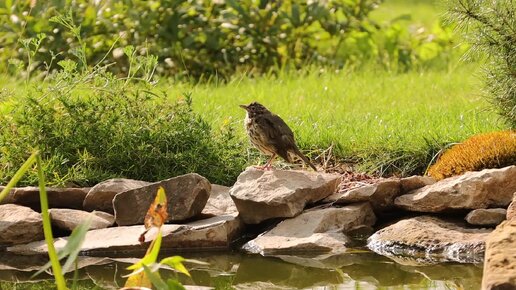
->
[255, 154, 276, 170]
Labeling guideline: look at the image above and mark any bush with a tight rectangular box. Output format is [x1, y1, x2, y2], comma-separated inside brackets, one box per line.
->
[447, 0, 516, 127]
[0, 0, 460, 78]
[427, 130, 516, 180]
[0, 63, 246, 186]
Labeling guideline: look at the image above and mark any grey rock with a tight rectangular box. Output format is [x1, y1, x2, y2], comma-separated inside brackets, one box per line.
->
[0, 187, 89, 209]
[230, 168, 341, 224]
[465, 208, 506, 226]
[323, 178, 401, 211]
[0, 204, 43, 245]
[202, 184, 238, 216]
[243, 203, 376, 255]
[49, 208, 115, 231]
[399, 175, 435, 193]
[83, 178, 150, 213]
[8, 214, 242, 255]
[395, 166, 516, 213]
[113, 173, 211, 225]
[482, 219, 516, 290]
[367, 216, 491, 263]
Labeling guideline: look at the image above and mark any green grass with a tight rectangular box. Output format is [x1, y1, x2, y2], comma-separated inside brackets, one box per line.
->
[0, 61, 505, 178]
[371, 0, 445, 27]
[178, 62, 504, 174]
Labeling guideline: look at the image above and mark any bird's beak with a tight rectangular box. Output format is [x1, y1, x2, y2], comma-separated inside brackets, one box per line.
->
[239, 104, 248, 110]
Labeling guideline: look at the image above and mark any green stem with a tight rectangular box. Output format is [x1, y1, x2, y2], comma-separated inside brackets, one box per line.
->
[37, 155, 67, 290]
[0, 150, 38, 203]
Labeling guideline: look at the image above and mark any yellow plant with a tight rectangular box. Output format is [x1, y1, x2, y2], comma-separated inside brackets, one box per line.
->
[428, 130, 516, 180]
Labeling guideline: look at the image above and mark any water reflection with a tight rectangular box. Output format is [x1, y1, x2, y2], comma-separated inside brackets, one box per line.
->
[0, 250, 482, 289]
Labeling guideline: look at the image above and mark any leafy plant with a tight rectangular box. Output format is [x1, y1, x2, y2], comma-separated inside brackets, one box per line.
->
[427, 130, 516, 180]
[0, 0, 460, 79]
[447, 0, 516, 126]
[0, 52, 246, 186]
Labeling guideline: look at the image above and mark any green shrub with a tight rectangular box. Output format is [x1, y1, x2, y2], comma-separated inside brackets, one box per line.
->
[0, 0, 461, 78]
[0, 64, 246, 186]
[447, 0, 516, 127]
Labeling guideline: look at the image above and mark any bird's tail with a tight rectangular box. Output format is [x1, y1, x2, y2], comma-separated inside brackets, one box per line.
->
[293, 148, 318, 171]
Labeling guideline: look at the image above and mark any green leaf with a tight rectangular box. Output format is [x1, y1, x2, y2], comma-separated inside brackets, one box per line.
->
[142, 264, 168, 290]
[166, 279, 187, 290]
[291, 3, 301, 27]
[160, 256, 190, 277]
[127, 228, 162, 270]
[0, 150, 38, 203]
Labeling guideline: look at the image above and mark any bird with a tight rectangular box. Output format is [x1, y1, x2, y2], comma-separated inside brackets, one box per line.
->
[239, 102, 317, 171]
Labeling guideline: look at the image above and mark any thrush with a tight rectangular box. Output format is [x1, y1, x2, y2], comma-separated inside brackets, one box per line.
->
[239, 102, 317, 171]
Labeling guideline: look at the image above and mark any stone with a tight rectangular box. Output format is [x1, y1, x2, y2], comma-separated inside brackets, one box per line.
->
[323, 178, 401, 211]
[0, 204, 43, 245]
[229, 168, 341, 224]
[113, 173, 211, 225]
[482, 219, 516, 290]
[367, 216, 491, 263]
[49, 208, 115, 231]
[202, 184, 238, 216]
[395, 166, 516, 213]
[465, 208, 507, 226]
[507, 193, 516, 220]
[8, 214, 242, 255]
[243, 203, 376, 255]
[399, 175, 435, 193]
[0, 187, 89, 209]
[83, 178, 150, 213]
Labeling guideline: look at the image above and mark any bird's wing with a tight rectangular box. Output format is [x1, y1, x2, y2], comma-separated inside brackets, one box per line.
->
[256, 114, 296, 148]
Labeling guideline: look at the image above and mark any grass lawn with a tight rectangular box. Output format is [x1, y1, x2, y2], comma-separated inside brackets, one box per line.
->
[159, 62, 503, 175]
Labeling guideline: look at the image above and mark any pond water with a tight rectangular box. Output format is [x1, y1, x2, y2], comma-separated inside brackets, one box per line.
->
[0, 249, 482, 289]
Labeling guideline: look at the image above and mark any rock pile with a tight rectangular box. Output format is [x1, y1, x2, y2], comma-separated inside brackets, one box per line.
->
[1, 165, 515, 289]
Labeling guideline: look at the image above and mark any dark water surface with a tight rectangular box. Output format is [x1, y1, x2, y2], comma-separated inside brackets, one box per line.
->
[0, 250, 482, 289]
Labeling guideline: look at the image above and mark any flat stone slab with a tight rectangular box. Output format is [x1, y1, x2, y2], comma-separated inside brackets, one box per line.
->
[367, 216, 491, 263]
[0, 187, 89, 209]
[230, 168, 341, 224]
[323, 178, 401, 211]
[49, 208, 115, 231]
[243, 203, 376, 255]
[395, 166, 516, 213]
[7, 215, 242, 256]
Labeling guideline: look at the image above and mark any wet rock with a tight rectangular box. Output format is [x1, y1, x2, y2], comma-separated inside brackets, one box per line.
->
[230, 168, 340, 224]
[507, 193, 516, 220]
[482, 219, 516, 290]
[0, 187, 89, 209]
[323, 178, 401, 211]
[465, 208, 506, 226]
[202, 184, 238, 216]
[7, 215, 241, 256]
[399, 175, 435, 193]
[113, 173, 211, 225]
[49, 208, 115, 231]
[243, 203, 375, 255]
[0, 204, 43, 245]
[395, 166, 516, 213]
[367, 216, 491, 263]
[83, 178, 150, 213]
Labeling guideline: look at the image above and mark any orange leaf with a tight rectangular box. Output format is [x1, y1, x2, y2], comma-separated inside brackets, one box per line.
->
[145, 186, 168, 229]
